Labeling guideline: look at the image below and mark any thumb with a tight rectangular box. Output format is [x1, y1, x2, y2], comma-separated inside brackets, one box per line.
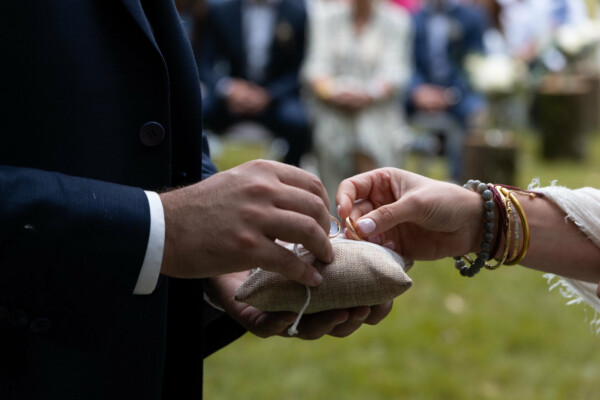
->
[354, 199, 415, 237]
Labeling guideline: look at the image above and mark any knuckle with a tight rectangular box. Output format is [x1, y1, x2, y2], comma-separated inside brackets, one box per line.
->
[309, 193, 326, 212]
[233, 230, 260, 250]
[377, 204, 396, 222]
[245, 180, 275, 198]
[308, 174, 324, 193]
[250, 159, 274, 171]
[238, 204, 264, 223]
[303, 220, 322, 240]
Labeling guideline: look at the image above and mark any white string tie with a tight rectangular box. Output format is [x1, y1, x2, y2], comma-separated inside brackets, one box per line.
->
[287, 285, 311, 337]
[287, 243, 313, 336]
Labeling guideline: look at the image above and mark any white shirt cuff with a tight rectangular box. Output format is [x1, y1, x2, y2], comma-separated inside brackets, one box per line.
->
[133, 191, 165, 295]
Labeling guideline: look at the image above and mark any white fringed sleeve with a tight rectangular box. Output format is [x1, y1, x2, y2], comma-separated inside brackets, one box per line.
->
[531, 182, 600, 331]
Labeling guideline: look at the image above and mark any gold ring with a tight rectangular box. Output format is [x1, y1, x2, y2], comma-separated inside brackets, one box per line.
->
[329, 215, 341, 238]
[345, 216, 364, 241]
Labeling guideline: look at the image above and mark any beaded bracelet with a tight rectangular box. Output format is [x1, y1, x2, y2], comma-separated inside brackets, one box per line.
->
[453, 180, 496, 277]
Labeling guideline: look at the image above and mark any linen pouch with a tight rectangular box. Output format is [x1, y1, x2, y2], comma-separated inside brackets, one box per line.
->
[234, 238, 413, 315]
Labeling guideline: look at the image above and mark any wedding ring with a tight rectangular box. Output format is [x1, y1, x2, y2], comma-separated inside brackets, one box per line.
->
[329, 215, 341, 238]
[345, 217, 364, 241]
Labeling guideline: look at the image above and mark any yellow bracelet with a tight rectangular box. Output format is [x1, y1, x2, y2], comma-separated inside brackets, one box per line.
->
[504, 191, 530, 266]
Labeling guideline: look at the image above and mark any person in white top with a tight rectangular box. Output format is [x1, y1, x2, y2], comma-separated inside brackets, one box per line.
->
[302, 0, 413, 211]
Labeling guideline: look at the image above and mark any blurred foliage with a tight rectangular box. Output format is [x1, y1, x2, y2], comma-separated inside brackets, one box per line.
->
[205, 128, 600, 400]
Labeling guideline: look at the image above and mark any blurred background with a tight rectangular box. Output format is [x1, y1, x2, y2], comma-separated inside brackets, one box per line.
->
[178, 0, 600, 397]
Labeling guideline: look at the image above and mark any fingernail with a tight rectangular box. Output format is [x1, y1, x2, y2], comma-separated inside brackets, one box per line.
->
[311, 271, 323, 287]
[383, 241, 395, 250]
[368, 235, 381, 245]
[336, 204, 341, 216]
[357, 218, 376, 234]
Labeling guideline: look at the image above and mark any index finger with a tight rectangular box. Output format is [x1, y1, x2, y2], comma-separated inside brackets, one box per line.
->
[336, 171, 380, 219]
[275, 164, 330, 211]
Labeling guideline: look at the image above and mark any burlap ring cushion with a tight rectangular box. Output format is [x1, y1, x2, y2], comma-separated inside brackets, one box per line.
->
[235, 238, 413, 315]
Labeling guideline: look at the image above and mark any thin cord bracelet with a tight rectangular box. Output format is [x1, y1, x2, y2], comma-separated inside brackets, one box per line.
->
[488, 186, 507, 260]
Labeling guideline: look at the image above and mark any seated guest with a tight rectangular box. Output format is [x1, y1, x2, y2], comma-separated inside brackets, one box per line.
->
[197, 0, 310, 166]
[406, 0, 488, 180]
[479, 0, 590, 62]
[302, 0, 412, 211]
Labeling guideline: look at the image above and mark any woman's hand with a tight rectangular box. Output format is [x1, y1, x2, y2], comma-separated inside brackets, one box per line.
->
[336, 168, 484, 261]
[328, 91, 372, 112]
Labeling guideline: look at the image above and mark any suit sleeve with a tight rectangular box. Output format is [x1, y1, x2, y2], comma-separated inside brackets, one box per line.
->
[0, 165, 150, 352]
[201, 130, 218, 180]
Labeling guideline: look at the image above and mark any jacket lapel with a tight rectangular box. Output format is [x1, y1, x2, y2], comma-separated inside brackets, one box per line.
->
[119, 0, 161, 52]
[231, 0, 246, 65]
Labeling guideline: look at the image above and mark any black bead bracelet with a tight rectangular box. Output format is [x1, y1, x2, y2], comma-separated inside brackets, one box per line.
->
[453, 180, 496, 277]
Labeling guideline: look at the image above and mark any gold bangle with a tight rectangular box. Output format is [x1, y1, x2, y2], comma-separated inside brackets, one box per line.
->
[499, 187, 520, 264]
[499, 190, 513, 265]
[504, 191, 530, 265]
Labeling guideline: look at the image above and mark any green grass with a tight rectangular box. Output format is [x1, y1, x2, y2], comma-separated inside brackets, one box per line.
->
[205, 129, 600, 400]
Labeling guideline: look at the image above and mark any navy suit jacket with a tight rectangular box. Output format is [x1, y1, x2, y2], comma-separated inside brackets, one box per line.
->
[0, 1, 244, 399]
[409, 4, 487, 98]
[197, 0, 307, 101]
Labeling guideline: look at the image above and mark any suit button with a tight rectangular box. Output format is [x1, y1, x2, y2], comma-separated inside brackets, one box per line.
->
[23, 224, 37, 233]
[140, 121, 165, 147]
[0, 307, 7, 320]
[30, 318, 52, 334]
[9, 310, 29, 328]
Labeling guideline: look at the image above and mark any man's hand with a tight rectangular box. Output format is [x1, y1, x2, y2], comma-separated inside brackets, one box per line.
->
[226, 79, 271, 116]
[208, 272, 393, 339]
[159, 160, 333, 287]
[411, 84, 449, 112]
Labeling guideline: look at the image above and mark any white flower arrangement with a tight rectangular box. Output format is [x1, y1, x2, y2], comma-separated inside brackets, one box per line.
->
[465, 53, 528, 95]
[555, 20, 600, 58]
